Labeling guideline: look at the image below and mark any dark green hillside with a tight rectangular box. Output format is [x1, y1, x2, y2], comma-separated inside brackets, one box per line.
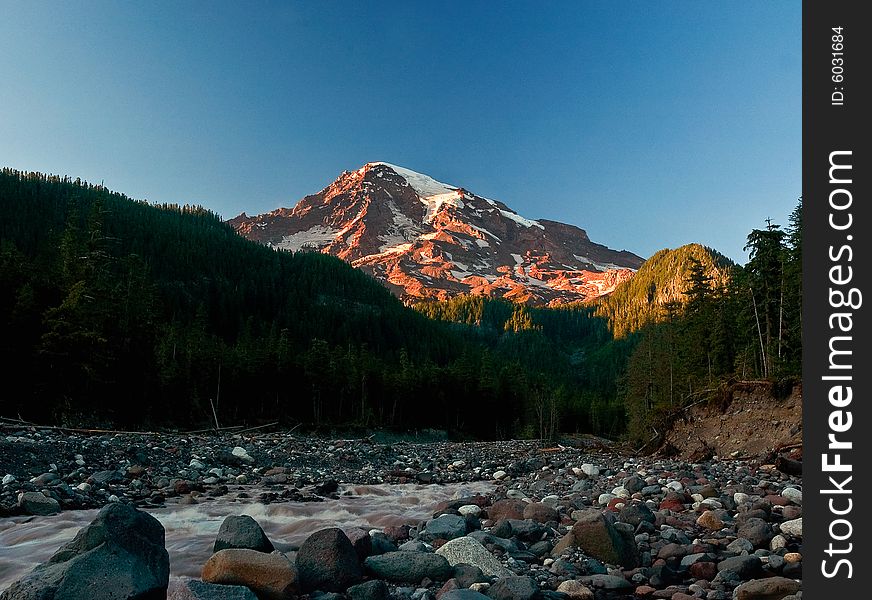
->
[0, 169, 530, 434]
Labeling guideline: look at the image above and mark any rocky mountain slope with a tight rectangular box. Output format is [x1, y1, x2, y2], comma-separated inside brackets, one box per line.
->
[230, 163, 643, 304]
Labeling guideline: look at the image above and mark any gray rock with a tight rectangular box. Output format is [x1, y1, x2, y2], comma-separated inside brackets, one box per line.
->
[453, 563, 489, 587]
[369, 531, 398, 555]
[30, 473, 59, 486]
[580, 464, 600, 476]
[422, 514, 467, 542]
[90, 469, 124, 485]
[297, 528, 363, 592]
[440, 591, 491, 600]
[780, 517, 802, 537]
[214, 515, 274, 553]
[726, 538, 754, 554]
[717, 555, 762, 579]
[781, 487, 802, 505]
[399, 540, 429, 552]
[623, 475, 645, 494]
[579, 574, 633, 590]
[486, 575, 538, 600]
[173, 579, 258, 599]
[17, 491, 60, 516]
[681, 552, 715, 567]
[347, 579, 389, 600]
[436, 536, 512, 578]
[618, 502, 655, 527]
[502, 519, 546, 542]
[364, 551, 452, 582]
[737, 517, 773, 548]
[0, 503, 169, 600]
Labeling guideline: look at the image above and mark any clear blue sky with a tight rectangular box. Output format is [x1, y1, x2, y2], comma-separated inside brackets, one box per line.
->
[1, 1, 800, 262]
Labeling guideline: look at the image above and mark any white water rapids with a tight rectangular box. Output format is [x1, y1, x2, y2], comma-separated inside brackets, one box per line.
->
[0, 482, 493, 590]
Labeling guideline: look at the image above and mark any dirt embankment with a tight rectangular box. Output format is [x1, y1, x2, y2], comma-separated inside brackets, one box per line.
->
[658, 380, 802, 462]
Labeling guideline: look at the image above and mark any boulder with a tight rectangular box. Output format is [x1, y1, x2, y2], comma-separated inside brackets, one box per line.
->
[346, 579, 389, 600]
[202, 549, 299, 600]
[617, 503, 655, 527]
[17, 491, 61, 516]
[296, 528, 363, 592]
[486, 499, 526, 521]
[213, 515, 274, 553]
[734, 577, 801, 600]
[344, 527, 373, 560]
[435, 536, 512, 577]
[566, 509, 639, 568]
[522, 502, 559, 523]
[440, 591, 491, 600]
[780, 517, 802, 537]
[717, 555, 762, 579]
[364, 551, 452, 582]
[421, 514, 467, 542]
[696, 510, 724, 530]
[486, 575, 538, 600]
[0, 503, 169, 600]
[737, 517, 774, 548]
[171, 579, 258, 599]
[555, 580, 594, 599]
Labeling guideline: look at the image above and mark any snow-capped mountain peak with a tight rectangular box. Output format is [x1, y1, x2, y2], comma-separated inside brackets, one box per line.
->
[229, 162, 643, 304]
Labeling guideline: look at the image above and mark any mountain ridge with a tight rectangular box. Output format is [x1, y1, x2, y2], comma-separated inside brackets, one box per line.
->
[230, 163, 643, 304]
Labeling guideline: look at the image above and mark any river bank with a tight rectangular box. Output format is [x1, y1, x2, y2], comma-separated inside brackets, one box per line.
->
[1, 429, 802, 599]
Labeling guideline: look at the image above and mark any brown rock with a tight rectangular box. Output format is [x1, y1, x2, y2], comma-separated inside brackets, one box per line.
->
[689, 561, 718, 581]
[568, 509, 639, 568]
[657, 543, 687, 560]
[523, 502, 559, 523]
[551, 531, 576, 557]
[383, 524, 411, 542]
[297, 528, 363, 592]
[659, 492, 686, 512]
[556, 579, 594, 599]
[733, 576, 801, 600]
[487, 498, 526, 521]
[202, 549, 299, 600]
[696, 510, 724, 531]
[634, 585, 657, 596]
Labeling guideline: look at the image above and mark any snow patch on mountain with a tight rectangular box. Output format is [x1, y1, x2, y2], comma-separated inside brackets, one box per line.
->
[499, 208, 544, 230]
[274, 226, 339, 251]
[369, 162, 457, 198]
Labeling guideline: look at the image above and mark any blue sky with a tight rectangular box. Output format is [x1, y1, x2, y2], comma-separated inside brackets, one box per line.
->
[0, 1, 800, 262]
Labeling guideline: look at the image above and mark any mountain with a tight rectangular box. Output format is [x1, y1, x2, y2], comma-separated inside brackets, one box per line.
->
[230, 163, 643, 304]
[594, 243, 735, 338]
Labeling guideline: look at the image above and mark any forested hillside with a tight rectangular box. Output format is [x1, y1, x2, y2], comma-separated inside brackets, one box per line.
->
[0, 170, 546, 436]
[594, 244, 734, 338]
[619, 206, 802, 445]
[0, 169, 801, 443]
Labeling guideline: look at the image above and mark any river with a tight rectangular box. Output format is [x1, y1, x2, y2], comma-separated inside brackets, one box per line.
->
[0, 482, 493, 590]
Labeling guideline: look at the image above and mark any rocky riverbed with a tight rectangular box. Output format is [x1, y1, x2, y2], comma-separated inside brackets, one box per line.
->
[0, 429, 802, 599]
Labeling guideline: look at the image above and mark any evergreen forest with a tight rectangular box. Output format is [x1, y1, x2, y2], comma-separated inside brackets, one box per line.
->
[0, 169, 801, 440]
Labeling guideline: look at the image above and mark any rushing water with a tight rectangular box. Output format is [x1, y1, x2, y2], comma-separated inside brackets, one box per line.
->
[0, 482, 493, 590]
